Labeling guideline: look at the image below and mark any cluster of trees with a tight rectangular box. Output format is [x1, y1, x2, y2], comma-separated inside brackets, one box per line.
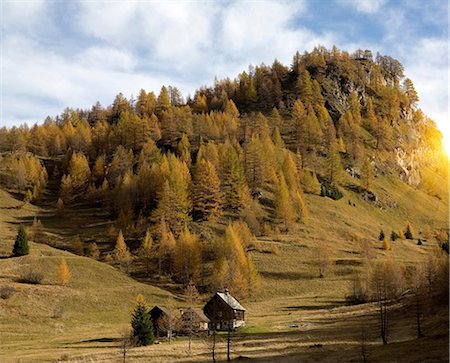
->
[107, 220, 260, 299]
[0, 153, 48, 201]
[0, 46, 446, 297]
[348, 248, 448, 345]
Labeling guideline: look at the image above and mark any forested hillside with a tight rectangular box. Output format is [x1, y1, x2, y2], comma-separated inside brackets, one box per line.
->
[0, 46, 448, 299]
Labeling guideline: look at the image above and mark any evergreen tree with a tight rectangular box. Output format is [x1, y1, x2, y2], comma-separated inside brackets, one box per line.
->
[390, 231, 399, 242]
[404, 224, 414, 240]
[12, 224, 29, 256]
[379, 229, 385, 241]
[131, 294, 155, 346]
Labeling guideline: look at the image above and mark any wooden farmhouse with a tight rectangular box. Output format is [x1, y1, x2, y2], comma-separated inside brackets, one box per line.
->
[179, 307, 210, 334]
[203, 290, 246, 331]
[149, 306, 177, 337]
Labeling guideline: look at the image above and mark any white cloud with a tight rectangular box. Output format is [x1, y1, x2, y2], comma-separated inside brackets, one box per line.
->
[402, 38, 449, 136]
[1, 0, 447, 141]
[339, 0, 386, 13]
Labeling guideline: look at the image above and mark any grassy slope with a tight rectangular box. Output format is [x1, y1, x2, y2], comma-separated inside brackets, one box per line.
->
[0, 167, 448, 362]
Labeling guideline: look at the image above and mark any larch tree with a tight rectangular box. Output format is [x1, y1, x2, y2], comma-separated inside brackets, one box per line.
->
[185, 281, 199, 354]
[156, 86, 171, 116]
[275, 174, 296, 230]
[325, 144, 343, 184]
[177, 133, 191, 167]
[68, 151, 91, 191]
[244, 136, 264, 194]
[291, 99, 307, 157]
[57, 258, 71, 286]
[139, 229, 153, 277]
[174, 228, 201, 284]
[88, 242, 100, 260]
[192, 159, 222, 221]
[361, 158, 374, 190]
[364, 98, 378, 132]
[157, 218, 176, 276]
[114, 230, 132, 272]
[153, 155, 191, 235]
[219, 143, 250, 215]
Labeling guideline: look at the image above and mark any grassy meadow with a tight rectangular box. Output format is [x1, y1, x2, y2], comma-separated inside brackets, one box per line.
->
[0, 169, 448, 362]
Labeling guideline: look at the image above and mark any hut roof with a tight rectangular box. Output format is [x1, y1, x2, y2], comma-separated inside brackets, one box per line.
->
[216, 291, 245, 311]
[181, 307, 210, 322]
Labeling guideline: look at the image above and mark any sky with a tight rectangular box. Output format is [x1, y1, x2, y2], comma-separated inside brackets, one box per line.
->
[1, 0, 448, 140]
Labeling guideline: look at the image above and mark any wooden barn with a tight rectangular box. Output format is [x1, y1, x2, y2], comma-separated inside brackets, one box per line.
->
[149, 306, 178, 337]
[203, 289, 246, 331]
[179, 307, 210, 334]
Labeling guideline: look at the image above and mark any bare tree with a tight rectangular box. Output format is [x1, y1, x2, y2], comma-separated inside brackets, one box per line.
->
[313, 240, 332, 278]
[410, 264, 426, 338]
[370, 258, 404, 344]
[360, 324, 369, 363]
[185, 281, 199, 354]
[159, 298, 178, 344]
[120, 329, 135, 363]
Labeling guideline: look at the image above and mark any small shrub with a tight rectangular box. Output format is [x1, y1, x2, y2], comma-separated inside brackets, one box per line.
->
[320, 182, 343, 200]
[390, 231, 399, 241]
[435, 230, 449, 244]
[404, 223, 414, 240]
[379, 230, 385, 241]
[52, 305, 65, 319]
[270, 244, 280, 255]
[441, 241, 449, 254]
[417, 239, 423, 246]
[382, 237, 391, 251]
[18, 268, 44, 284]
[0, 286, 15, 299]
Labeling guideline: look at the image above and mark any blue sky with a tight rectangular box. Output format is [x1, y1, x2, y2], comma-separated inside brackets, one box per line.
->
[1, 0, 448, 139]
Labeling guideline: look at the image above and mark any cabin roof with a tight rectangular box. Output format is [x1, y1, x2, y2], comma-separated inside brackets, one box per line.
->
[181, 307, 210, 322]
[150, 305, 170, 316]
[216, 292, 246, 311]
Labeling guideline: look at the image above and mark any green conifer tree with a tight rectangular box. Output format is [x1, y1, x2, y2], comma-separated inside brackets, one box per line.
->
[131, 295, 155, 346]
[12, 225, 29, 256]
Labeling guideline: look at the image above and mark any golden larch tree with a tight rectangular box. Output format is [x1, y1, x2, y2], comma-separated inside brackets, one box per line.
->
[57, 258, 71, 286]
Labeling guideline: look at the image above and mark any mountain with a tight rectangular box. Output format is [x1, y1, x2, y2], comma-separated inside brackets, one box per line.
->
[0, 46, 448, 362]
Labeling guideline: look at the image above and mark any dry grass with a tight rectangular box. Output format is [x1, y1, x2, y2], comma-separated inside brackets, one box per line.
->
[0, 167, 448, 362]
